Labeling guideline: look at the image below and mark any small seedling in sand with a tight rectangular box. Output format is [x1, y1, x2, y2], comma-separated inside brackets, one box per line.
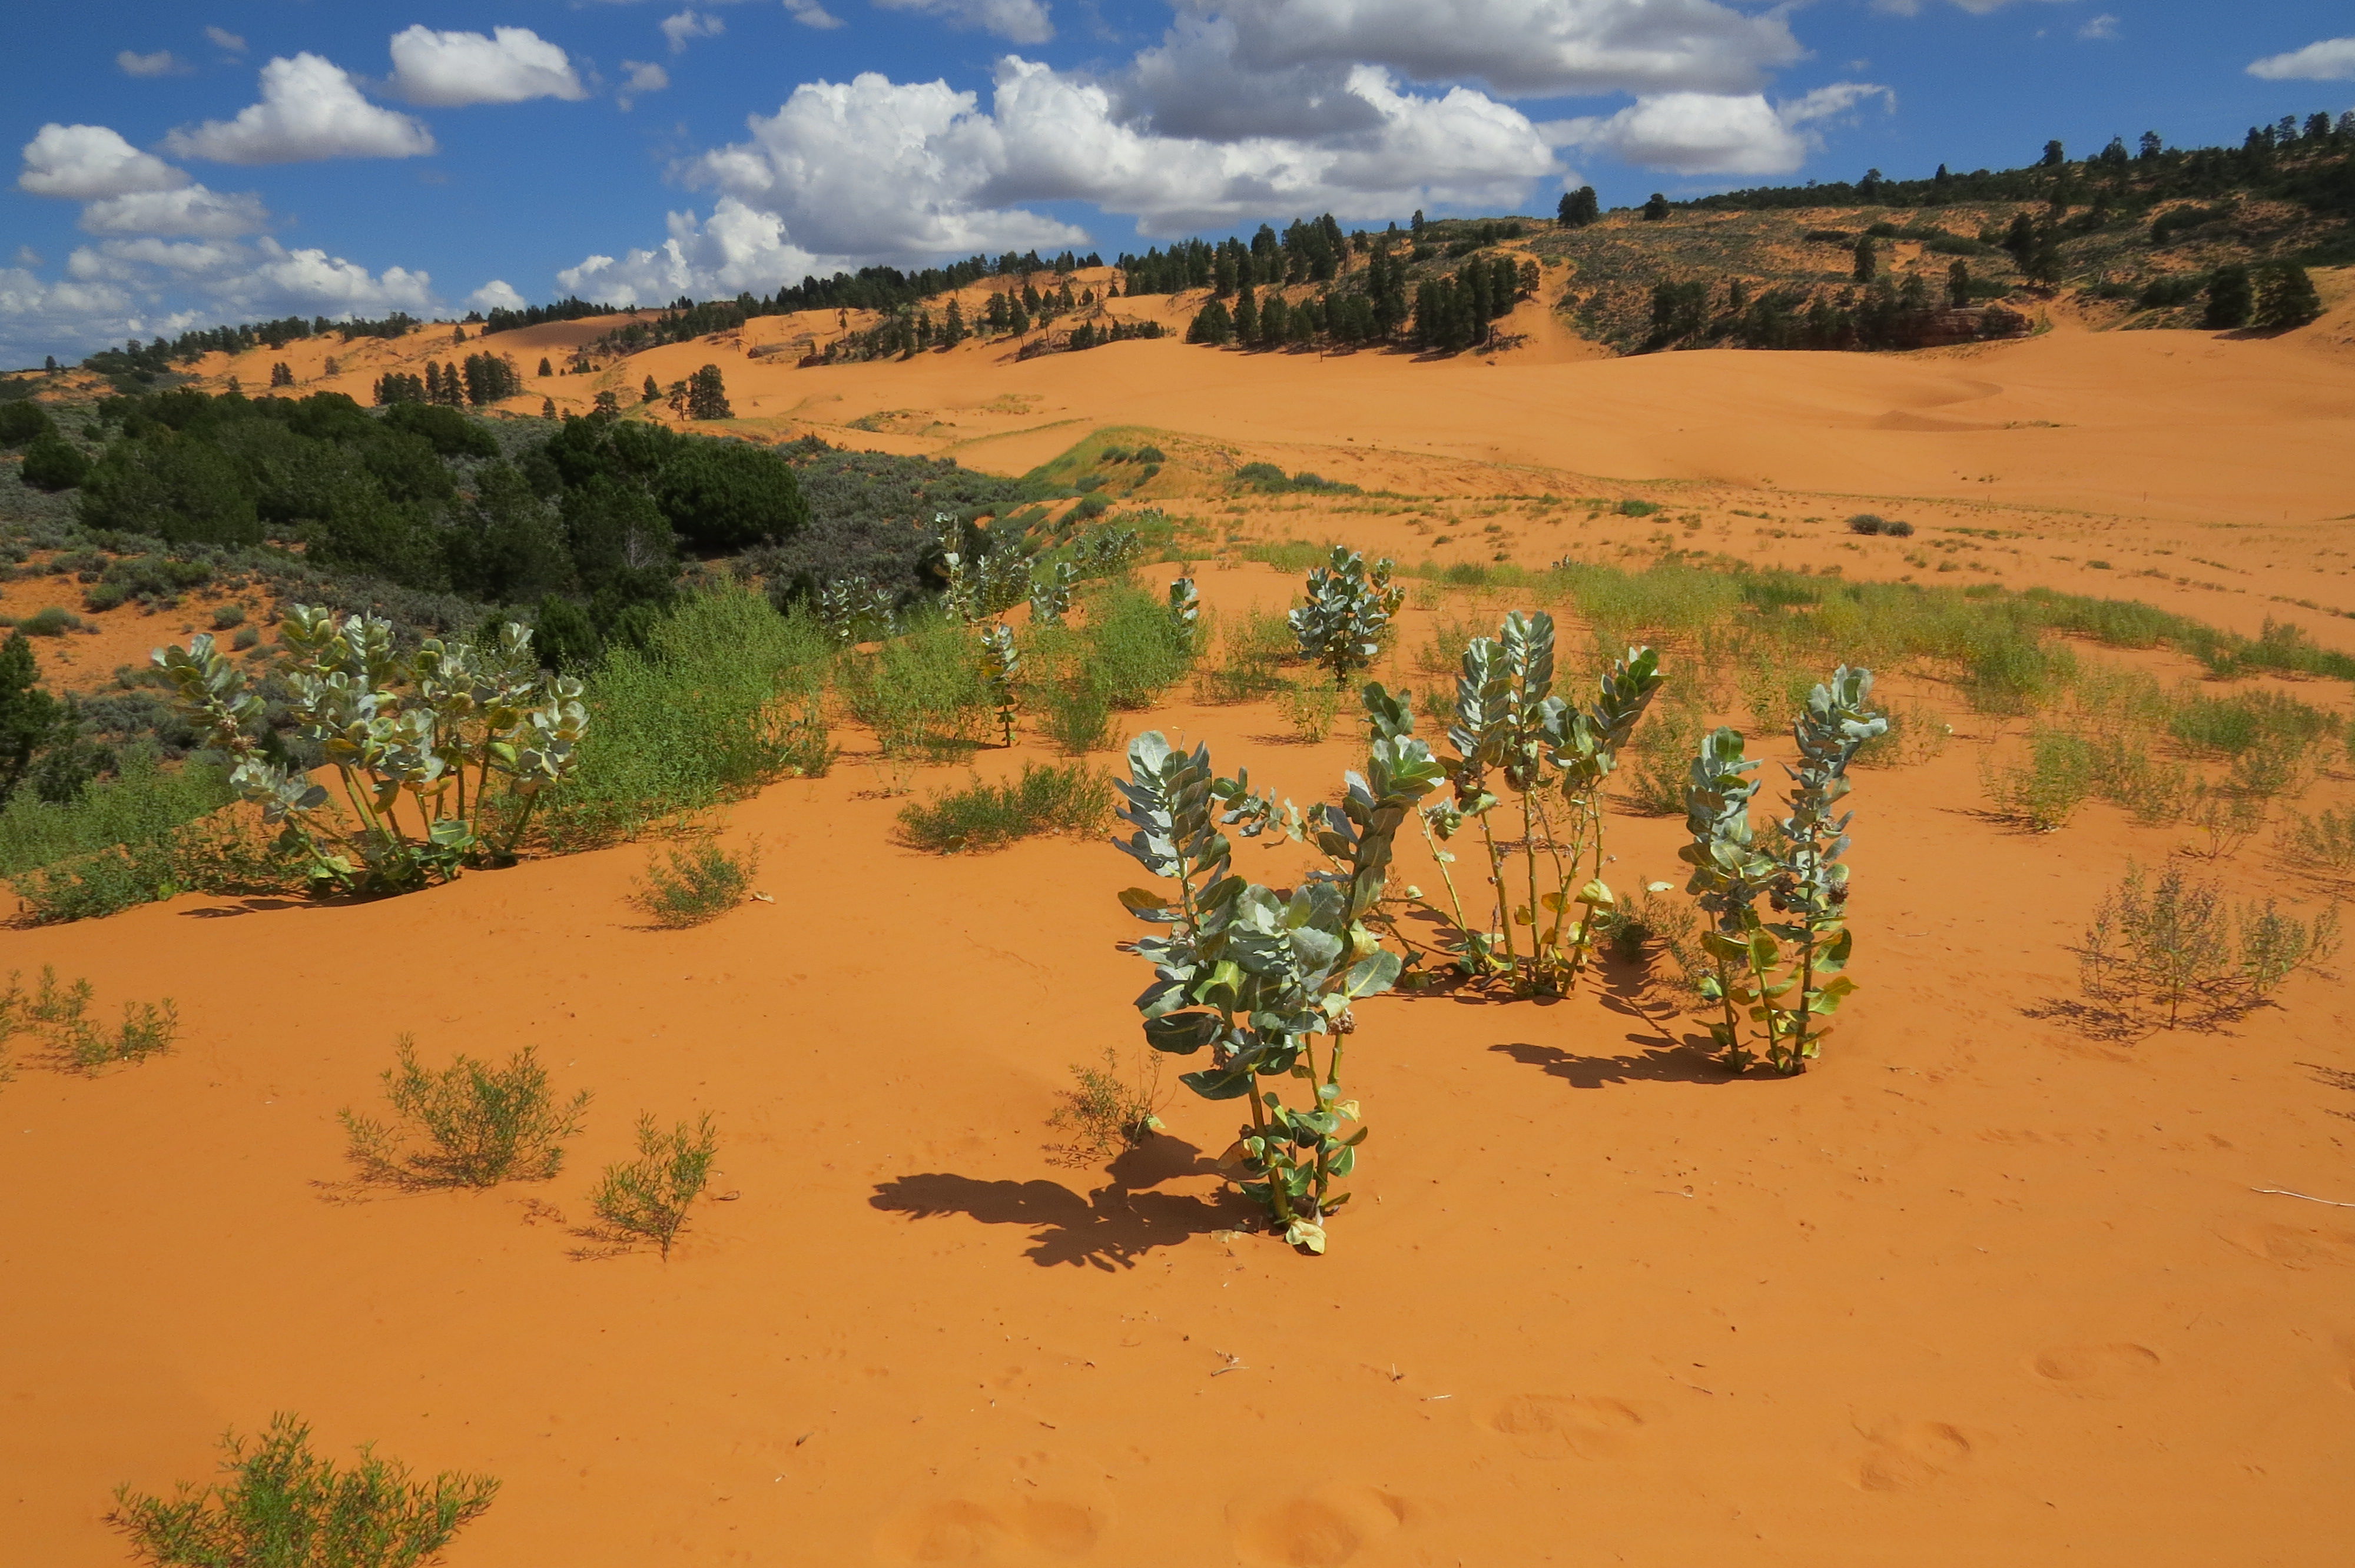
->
[592, 1112, 719, 1260]
[629, 839, 761, 927]
[1277, 679, 1340, 742]
[1049, 1047, 1167, 1158]
[1116, 727, 1441, 1253]
[0, 967, 178, 1072]
[1288, 546, 1400, 687]
[341, 1037, 590, 1188]
[107, 1411, 498, 1568]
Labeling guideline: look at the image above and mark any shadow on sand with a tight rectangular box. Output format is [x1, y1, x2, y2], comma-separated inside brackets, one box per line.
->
[870, 1137, 1251, 1271]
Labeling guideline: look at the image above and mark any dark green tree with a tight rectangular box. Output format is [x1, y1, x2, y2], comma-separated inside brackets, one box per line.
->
[652, 438, 804, 551]
[446, 464, 572, 603]
[1186, 299, 1233, 345]
[1948, 258, 1972, 307]
[269, 361, 294, 387]
[1232, 284, 1258, 344]
[0, 631, 71, 808]
[2040, 139, 2065, 167]
[2204, 264, 2254, 328]
[1556, 186, 1599, 227]
[0, 400, 53, 444]
[685, 364, 732, 420]
[1642, 192, 1670, 221]
[532, 594, 602, 673]
[2252, 261, 2322, 330]
[538, 357, 554, 377]
[941, 296, 966, 346]
[78, 434, 260, 544]
[1852, 234, 1878, 283]
[642, 374, 660, 404]
[19, 431, 89, 490]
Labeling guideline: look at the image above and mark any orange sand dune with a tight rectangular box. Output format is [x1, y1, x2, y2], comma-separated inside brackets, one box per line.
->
[3, 561, 2353, 1566]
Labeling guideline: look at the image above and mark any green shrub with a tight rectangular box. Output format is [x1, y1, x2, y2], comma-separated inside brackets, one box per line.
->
[1276, 679, 1340, 742]
[592, 1112, 718, 1260]
[1851, 703, 1951, 768]
[0, 399, 52, 445]
[107, 1411, 499, 1568]
[1195, 606, 1293, 703]
[896, 762, 1112, 852]
[18, 606, 80, 636]
[1626, 699, 1703, 813]
[2079, 862, 2337, 1028]
[629, 838, 759, 927]
[2, 752, 300, 923]
[1981, 726, 2097, 829]
[1047, 1047, 1165, 1158]
[210, 603, 247, 631]
[341, 1037, 590, 1188]
[1, 967, 178, 1071]
[2281, 806, 2355, 874]
[1085, 582, 1197, 709]
[843, 609, 991, 762]
[542, 588, 832, 848]
[1617, 499, 1660, 517]
[19, 432, 89, 491]
[2167, 687, 2332, 755]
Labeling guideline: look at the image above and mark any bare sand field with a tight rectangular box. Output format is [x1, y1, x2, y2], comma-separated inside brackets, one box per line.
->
[6, 295, 2355, 1566]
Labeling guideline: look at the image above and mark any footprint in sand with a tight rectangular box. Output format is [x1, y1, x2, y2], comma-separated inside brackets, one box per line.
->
[874, 1497, 1105, 1563]
[1850, 1420, 1976, 1493]
[1228, 1486, 1412, 1568]
[2226, 1222, 2355, 1271]
[2030, 1342, 2162, 1398]
[1481, 1394, 1651, 1460]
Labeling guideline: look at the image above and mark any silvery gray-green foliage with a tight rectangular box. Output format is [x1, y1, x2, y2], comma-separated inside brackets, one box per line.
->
[1410, 614, 1662, 991]
[981, 622, 1020, 746]
[1030, 561, 1079, 627]
[154, 606, 586, 893]
[1167, 576, 1200, 650]
[1680, 666, 1884, 1074]
[1115, 726, 1440, 1254]
[1288, 546, 1401, 687]
[1069, 526, 1143, 576]
[817, 574, 899, 645]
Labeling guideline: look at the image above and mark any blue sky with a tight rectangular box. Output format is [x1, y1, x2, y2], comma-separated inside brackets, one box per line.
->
[4, 1, 2351, 364]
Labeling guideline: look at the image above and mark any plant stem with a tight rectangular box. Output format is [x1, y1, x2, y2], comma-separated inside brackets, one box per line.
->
[1474, 808, 1518, 974]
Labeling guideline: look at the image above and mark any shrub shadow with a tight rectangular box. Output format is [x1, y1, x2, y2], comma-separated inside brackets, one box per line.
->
[870, 1137, 1248, 1271]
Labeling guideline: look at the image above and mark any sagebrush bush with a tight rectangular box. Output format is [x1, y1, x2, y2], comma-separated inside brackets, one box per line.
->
[629, 838, 759, 927]
[341, 1037, 590, 1188]
[592, 1112, 718, 1260]
[2281, 806, 2355, 873]
[107, 1412, 499, 1568]
[897, 763, 1112, 852]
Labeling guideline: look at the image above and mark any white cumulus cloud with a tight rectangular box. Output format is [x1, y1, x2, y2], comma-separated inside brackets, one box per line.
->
[2248, 38, 2355, 81]
[661, 10, 726, 52]
[118, 49, 190, 77]
[467, 279, 530, 313]
[167, 53, 437, 163]
[80, 185, 271, 238]
[619, 61, 671, 109]
[1548, 81, 1892, 176]
[18, 123, 186, 200]
[1173, 0, 1802, 97]
[785, 0, 846, 28]
[388, 26, 588, 107]
[874, 0, 1054, 46]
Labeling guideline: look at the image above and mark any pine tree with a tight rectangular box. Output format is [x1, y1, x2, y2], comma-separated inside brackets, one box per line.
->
[1948, 259, 1972, 307]
[2204, 264, 2253, 329]
[943, 297, 966, 346]
[686, 364, 732, 420]
[987, 291, 1009, 332]
[1643, 192, 1670, 221]
[0, 631, 69, 809]
[1556, 186, 1598, 228]
[642, 375, 660, 404]
[1008, 300, 1030, 335]
[1852, 234, 1878, 283]
[1232, 284, 1258, 344]
[1186, 299, 1233, 345]
[542, 396, 556, 419]
[539, 357, 554, 377]
[268, 361, 294, 387]
[1261, 293, 1289, 348]
[2251, 262, 2322, 330]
